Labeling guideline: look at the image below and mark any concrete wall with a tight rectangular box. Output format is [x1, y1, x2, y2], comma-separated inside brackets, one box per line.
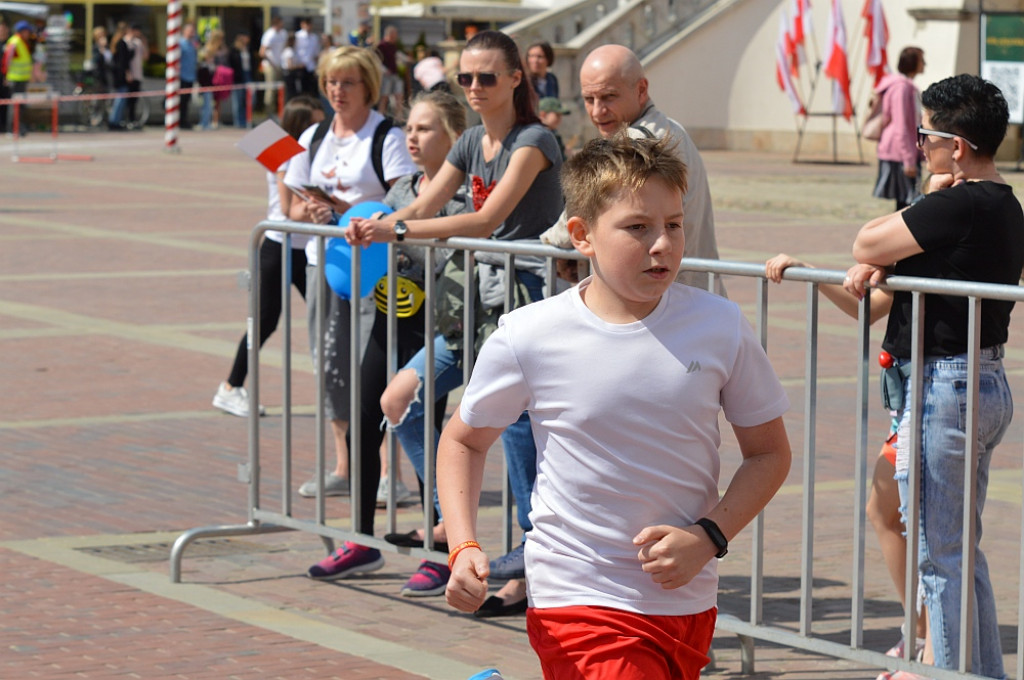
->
[643, 0, 1022, 159]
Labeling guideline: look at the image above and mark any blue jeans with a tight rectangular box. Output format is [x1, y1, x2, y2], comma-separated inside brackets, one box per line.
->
[391, 333, 465, 519]
[393, 269, 544, 533]
[109, 85, 129, 125]
[200, 92, 213, 129]
[232, 76, 251, 128]
[894, 347, 1012, 677]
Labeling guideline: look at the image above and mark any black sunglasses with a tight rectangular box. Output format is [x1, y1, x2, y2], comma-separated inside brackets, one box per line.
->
[917, 126, 979, 151]
[456, 71, 502, 87]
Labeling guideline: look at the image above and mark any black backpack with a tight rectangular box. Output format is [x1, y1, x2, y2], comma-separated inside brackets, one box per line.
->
[307, 115, 395, 193]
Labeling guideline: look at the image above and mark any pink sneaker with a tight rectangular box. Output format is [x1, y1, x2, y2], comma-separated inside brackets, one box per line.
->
[307, 542, 384, 580]
[400, 560, 450, 597]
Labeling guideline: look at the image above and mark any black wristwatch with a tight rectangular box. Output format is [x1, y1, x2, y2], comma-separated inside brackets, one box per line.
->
[695, 517, 728, 558]
[393, 220, 408, 242]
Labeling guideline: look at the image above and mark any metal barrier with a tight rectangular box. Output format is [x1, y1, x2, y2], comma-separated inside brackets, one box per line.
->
[171, 220, 1024, 679]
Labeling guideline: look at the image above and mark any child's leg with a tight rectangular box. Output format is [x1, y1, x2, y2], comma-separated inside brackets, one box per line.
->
[868, 447, 928, 650]
[527, 606, 715, 680]
[381, 334, 463, 485]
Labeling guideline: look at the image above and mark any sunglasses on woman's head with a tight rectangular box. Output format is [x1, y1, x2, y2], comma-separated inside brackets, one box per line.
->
[456, 71, 501, 87]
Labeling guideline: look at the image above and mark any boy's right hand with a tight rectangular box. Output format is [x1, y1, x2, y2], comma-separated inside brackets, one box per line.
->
[445, 550, 491, 614]
[765, 253, 806, 284]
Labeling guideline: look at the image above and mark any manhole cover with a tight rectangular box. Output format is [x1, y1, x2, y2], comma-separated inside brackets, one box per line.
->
[75, 538, 282, 563]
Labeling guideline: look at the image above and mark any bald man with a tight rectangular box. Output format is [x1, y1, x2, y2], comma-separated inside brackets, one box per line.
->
[542, 45, 723, 294]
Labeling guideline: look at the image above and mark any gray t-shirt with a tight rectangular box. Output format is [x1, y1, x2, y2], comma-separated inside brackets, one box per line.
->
[446, 123, 563, 241]
[384, 172, 469, 286]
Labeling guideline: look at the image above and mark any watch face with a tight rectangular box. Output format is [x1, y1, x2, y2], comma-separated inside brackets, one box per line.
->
[394, 221, 408, 240]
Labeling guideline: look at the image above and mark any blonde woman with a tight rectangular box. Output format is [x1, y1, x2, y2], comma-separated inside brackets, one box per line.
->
[282, 46, 417, 531]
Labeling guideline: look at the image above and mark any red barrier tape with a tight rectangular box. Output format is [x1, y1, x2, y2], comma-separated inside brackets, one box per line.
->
[0, 81, 278, 106]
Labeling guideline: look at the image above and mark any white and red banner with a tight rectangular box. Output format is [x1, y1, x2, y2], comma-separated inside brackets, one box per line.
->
[862, 0, 889, 86]
[776, 10, 806, 115]
[237, 120, 305, 172]
[788, 0, 812, 76]
[823, 0, 853, 120]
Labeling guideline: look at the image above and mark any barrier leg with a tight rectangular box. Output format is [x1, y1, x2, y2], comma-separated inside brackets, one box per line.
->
[739, 633, 755, 674]
[169, 521, 293, 583]
[50, 99, 58, 160]
[53, 93, 94, 161]
[10, 101, 19, 160]
[12, 100, 55, 164]
[246, 84, 253, 129]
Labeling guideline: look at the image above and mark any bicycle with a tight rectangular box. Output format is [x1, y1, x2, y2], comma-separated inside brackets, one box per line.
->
[72, 68, 150, 130]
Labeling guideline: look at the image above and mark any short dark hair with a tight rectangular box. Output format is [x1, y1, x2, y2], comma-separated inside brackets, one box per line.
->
[922, 74, 1008, 157]
[897, 47, 923, 76]
[528, 40, 554, 67]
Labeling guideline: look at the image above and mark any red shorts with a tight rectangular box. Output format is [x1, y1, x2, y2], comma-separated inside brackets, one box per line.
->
[526, 605, 717, 680]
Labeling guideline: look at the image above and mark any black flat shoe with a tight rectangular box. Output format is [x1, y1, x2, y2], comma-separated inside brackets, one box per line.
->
[384, 530, 448, 553]
[473, 594, 528, 618]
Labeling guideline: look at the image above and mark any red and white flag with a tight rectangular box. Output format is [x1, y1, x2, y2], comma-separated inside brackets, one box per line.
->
[236, 119, 305, 173]
[792, 0, 812, 47]
[862, 0, 889, 86]
[823, 0, 853, 120]
[789, 0, 812, 75]
[776, 9, 806, 115]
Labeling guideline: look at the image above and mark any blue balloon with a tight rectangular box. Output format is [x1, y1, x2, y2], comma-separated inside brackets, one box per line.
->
[324, 202, 393, 300]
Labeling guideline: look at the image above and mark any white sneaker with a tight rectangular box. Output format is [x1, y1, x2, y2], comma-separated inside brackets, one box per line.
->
[212, 383, 265, 418]
[376, 476, 418, 508]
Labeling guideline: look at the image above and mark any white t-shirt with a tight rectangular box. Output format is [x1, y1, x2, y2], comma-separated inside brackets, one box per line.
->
[460, 279, 790, 616]
[294, 28, 321, 71]
[265, 158, 310, 249]
[283, 110, 417, 265]
[260, 26, 287, 68]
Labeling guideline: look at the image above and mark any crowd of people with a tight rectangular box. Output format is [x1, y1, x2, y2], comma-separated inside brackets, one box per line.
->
[203, 25, 1022, 680]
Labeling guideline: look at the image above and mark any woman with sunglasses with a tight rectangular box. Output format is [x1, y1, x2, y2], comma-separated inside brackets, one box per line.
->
[846, 74, 1023, 680]
[344, 30, 563, 617]
[871, 46, 925, 211]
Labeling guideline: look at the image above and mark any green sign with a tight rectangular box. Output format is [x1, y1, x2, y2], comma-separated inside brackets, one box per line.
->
[986, 14, 1024, 62]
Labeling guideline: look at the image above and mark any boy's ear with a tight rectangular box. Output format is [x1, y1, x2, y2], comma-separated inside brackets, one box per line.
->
[567, 215, 594, 256]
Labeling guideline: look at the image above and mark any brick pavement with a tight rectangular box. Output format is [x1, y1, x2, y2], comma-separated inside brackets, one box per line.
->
[1, 127, 1023, 679]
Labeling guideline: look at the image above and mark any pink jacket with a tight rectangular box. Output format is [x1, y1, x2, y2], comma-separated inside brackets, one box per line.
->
[875, 73, 922, 170]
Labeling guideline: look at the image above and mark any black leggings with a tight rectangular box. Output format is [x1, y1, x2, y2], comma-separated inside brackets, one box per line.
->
[350, 306, 446, 536]
[227, 238, 307, 388]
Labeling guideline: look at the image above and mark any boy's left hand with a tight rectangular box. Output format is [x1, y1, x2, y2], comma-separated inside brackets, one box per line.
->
[633, 525, 717, 589]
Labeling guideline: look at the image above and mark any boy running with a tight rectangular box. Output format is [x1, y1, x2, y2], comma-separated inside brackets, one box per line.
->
[438, 134, 792, 679]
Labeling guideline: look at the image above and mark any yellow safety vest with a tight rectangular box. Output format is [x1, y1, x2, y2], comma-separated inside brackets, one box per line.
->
[4, 35, 32, 83]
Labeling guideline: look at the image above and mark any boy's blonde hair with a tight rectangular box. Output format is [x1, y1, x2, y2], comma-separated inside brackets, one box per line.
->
[318, 46, 382, 107]
[561, 133, 687, 224]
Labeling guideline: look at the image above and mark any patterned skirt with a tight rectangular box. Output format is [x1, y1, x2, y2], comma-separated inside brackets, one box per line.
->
[872, 159, 920, 207]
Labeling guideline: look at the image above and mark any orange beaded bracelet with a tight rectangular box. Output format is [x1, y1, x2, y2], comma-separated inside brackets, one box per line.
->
[447, 540, 482, 569]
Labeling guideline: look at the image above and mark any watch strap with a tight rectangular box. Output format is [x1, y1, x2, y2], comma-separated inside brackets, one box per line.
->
[695, 517, 728, 558]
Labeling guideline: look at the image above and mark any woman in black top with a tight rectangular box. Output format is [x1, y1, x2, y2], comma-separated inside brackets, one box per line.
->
[846, 74, 1023, 678]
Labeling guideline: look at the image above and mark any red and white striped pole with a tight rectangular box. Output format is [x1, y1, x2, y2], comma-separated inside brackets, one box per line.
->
[164, 0, 183, 152]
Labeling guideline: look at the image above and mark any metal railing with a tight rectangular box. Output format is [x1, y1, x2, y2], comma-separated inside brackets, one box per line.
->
[171, 220, 1024, 679]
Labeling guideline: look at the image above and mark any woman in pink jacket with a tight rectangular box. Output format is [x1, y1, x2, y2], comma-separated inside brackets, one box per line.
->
[872, 47, 925, 210]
